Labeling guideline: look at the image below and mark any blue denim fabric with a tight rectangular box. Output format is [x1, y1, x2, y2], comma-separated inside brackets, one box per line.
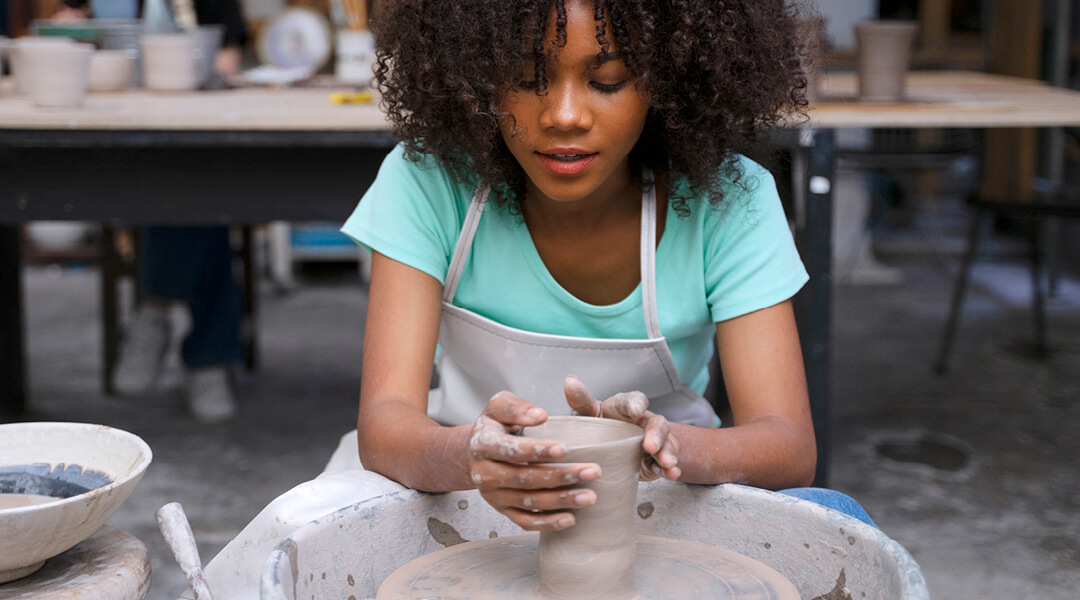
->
[139, 226, 244, 369]
[778, 487, 878, 528]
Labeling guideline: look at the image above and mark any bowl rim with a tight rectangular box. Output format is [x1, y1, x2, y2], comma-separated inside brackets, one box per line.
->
[0, 421, 153, 516]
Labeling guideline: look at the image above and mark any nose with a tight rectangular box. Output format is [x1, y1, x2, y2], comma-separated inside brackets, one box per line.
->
[538, 81, 593, 132]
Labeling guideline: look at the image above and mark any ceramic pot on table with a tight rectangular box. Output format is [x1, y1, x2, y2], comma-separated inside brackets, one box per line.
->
[855, 20, 919, 102]
[21, 41, 94, 108]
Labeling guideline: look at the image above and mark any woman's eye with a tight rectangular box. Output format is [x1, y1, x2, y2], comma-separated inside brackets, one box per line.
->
[591, 81, 627, 93]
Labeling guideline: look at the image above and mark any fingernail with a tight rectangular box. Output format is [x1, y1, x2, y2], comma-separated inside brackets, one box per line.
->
[548, 443, 566, 459]
[526, 408, 546, 421]
[573, 490, 596, 506]
[579, 467, 601, 480]
[556, 515, 575, 529]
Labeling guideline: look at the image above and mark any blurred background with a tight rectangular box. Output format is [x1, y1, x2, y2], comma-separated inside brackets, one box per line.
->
[1, 0, 1079, 599]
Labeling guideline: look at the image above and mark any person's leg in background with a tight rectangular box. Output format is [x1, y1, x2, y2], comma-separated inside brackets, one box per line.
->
[114, 226, 243, 422]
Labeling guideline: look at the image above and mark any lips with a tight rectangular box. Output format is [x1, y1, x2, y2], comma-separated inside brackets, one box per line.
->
[536, 148, 597, 176]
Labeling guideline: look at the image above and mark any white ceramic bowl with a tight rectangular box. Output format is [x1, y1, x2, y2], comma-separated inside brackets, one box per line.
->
[0, 422, 153, 584]
[25, 221, 91, 249]
[88, 49, 134, 92]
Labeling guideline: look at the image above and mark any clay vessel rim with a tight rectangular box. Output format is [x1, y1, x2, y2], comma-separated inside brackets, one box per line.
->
[528, 415, 644, 452]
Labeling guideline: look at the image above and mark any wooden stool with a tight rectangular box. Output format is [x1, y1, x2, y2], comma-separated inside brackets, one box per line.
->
[0, 527, 150, 599]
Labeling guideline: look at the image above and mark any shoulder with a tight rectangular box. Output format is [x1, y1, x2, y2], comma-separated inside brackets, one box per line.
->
[673, 155, 780, 227]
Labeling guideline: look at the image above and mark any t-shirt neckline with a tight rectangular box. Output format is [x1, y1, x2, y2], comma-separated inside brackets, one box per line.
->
[511, 197, 674, 318]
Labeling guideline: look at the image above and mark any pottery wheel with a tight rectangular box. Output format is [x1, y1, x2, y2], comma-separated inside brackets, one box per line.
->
[378, 534, 798, 599]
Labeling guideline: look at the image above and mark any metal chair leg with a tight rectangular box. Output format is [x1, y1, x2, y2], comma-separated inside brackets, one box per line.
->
[101, 227, 121, 395]
[240, 226, 259, 372]
[1029, 219, 1048, 358]
[933, 205, 985, 374]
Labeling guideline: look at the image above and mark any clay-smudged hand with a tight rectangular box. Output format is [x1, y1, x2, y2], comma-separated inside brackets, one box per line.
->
[564, 376, 681, 482]
[469, 392, 601, 531]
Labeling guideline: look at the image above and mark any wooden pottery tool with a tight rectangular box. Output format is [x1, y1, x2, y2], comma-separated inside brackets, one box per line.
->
[156, 502, 213, 600]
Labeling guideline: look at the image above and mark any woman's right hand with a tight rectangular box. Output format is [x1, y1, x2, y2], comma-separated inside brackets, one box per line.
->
[469, 392, 600, 531]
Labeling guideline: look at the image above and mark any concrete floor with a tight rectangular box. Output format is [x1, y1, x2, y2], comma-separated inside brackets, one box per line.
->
[7, 251, 1080, 600]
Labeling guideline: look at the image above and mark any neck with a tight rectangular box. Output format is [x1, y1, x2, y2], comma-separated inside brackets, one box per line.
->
[524, 166, 640, 231]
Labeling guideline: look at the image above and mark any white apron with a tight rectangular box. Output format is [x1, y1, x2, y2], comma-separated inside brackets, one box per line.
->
[202, 175, 716, 600]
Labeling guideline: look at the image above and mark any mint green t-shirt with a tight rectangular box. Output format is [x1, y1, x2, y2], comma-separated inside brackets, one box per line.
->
[342, 145, 808, 395]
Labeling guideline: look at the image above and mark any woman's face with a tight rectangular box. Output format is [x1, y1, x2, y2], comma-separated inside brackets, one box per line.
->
[498, 0, 649, 206]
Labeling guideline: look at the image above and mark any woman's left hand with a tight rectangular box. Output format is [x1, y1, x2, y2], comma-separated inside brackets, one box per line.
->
[563, 376, 681, 481]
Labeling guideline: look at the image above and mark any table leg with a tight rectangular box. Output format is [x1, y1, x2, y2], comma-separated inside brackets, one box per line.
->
[793, 129, 835, 488]
[0, 225, 27, 417]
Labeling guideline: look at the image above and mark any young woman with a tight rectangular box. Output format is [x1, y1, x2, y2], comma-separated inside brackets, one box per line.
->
[205, 1, 873, 595]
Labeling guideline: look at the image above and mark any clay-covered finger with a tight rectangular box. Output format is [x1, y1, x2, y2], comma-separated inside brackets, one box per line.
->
[482, 391, 549, 428]
[470, 416, 566, 462]
[564, 376, 603, 417]
[473, 461, 601, 490]
[489, 487, 597, 512]
[600, 391, 650, 424]
[500, 507, 577, 531]
[652, 420, 679, 471]
[641, 412, 669, 456]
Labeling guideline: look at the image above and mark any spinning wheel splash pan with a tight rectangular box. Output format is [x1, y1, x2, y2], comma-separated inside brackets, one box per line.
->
[263, 482, 928, 599]
[377, 534, 798, 599]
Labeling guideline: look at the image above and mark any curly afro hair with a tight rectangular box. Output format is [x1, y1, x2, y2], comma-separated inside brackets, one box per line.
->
[373, 0, 809, 214]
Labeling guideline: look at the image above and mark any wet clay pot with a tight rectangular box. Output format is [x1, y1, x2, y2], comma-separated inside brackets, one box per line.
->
[524, 417, 645, 600]
[855, 20, 919, 102]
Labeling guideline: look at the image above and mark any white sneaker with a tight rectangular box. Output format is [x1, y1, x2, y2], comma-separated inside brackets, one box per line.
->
[186, 367, 238, 424]
[114, 306, 171, 396]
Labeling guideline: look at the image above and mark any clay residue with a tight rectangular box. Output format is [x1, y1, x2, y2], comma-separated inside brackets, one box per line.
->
[637, 501, 654, 519]
[427, 517, 468, 547]
[812, 568, 853, 600]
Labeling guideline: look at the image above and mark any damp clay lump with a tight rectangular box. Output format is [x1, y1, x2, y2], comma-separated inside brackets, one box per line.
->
[377, 416, 798, 600]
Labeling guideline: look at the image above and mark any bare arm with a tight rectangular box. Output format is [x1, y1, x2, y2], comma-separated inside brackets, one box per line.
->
[356, 251, 473, 491]
[673, 299, 816, 488]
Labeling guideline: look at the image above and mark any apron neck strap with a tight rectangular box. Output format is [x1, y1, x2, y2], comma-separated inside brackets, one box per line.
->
[640, 170, 662, 339]
[443, 185, 489, 302]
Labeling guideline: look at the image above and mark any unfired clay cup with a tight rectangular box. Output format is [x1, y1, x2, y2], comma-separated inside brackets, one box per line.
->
[22, 42, 94, 108]
[88, 49, 134, 92]
[141, 33, 197, 92]
[855, 20, 919, 102]
[524, 416, 645, 600]
[10, 36, 76, 94]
